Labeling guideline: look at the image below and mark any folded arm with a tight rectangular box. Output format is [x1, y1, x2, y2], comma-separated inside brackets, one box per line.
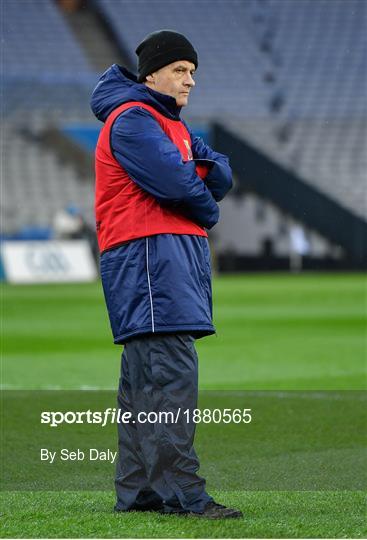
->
[184, 122, 233, 202]
[111, 107, 219, 229]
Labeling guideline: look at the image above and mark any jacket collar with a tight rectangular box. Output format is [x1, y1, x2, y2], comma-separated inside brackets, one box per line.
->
[90, 64, 182, 122]
[145, 85, 182, 120]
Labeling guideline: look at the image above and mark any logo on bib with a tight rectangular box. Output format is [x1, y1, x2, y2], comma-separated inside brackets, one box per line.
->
[183, 139, 193, 161]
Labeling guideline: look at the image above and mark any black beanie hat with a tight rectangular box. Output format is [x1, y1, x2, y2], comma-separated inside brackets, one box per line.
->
[136, 30, 198, 83]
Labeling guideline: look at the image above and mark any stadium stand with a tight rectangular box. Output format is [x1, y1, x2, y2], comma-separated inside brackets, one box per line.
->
[2, 127, 94, 232]
[2, 0, 96, 121]
[2, 0, 96, 235]
[3, 0, 91, 76]
[2, 0, 366, 267]
[213, 123, 365, 264]
[226, 0, 367, 220]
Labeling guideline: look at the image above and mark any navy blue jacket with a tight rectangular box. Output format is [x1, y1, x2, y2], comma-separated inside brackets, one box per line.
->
[91, 65, 232, 343]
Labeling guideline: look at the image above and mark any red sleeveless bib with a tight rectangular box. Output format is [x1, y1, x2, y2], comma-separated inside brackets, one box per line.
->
[95, 101, 207, 252]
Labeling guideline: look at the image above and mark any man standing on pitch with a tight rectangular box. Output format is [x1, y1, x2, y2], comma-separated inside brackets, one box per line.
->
[91, 30, 242, 519]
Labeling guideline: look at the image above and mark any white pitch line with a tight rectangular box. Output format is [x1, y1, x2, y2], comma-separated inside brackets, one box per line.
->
[0, 384, 115, 391]
[1, 386, 365, 400]
[200, 390, 366, 401]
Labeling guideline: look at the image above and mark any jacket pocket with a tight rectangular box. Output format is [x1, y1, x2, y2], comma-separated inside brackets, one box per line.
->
[100, 264, 121, 337]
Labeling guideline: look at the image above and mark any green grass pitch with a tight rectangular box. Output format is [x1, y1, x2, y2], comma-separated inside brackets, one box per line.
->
[1, 273, 366, 538]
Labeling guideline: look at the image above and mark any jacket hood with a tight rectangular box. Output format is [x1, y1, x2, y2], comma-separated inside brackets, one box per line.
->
[90, 64, 182, 122]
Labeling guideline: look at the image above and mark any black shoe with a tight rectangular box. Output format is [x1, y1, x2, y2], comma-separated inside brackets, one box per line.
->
[190, 501, 243, 519]
[114, 501, 164, 513]
[160, 505, 189, 515]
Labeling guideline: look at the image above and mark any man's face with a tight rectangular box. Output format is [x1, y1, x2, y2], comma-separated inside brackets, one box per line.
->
[145, 60, 196, 107]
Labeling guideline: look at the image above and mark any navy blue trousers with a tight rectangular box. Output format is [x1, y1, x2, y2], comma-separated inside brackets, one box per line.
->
[115, 333, 212, 513]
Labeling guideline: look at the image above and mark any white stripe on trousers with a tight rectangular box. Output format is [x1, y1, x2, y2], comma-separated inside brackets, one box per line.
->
[145, 237, 155, 332]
